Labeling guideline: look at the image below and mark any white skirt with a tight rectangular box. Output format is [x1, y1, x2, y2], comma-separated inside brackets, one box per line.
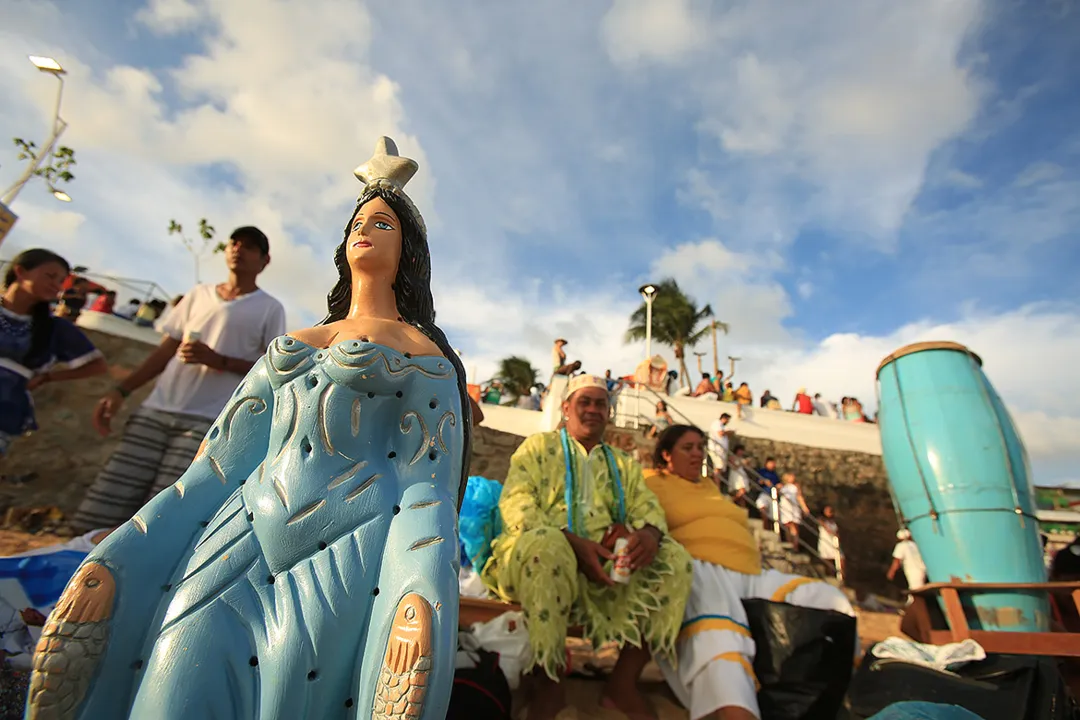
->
[656, 559, 856, 720]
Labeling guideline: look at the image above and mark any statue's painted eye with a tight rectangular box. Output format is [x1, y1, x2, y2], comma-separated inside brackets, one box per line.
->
[374, 221, 393, 231]
[352, 220, 363, 233]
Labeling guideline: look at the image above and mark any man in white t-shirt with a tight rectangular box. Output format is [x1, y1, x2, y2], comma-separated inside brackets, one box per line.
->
[887, 529, 928, 598]
[708, 412, 732, 481]
[72, 227, 286, 532]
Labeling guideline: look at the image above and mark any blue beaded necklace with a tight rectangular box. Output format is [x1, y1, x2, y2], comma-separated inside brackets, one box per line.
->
[559, 427, 626, 534]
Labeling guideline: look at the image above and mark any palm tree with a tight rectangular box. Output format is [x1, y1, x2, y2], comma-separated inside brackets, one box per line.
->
[625, 279, 714, 389]
[496, 356, 538, 401]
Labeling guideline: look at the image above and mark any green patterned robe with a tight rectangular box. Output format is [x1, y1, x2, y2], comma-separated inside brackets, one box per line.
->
[481, 431, 693, 678]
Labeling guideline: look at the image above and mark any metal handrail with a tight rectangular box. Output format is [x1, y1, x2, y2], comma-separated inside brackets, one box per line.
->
[617, 383, 844, 582]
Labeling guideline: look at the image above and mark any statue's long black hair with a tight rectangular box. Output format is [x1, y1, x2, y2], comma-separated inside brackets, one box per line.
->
[321, 185, 472, 506]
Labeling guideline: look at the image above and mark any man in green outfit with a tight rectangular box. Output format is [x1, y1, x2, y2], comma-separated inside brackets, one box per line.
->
[483, 374, 692, 720]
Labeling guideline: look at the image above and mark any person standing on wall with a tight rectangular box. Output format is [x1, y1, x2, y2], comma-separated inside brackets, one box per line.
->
[70, 227, 286, 532]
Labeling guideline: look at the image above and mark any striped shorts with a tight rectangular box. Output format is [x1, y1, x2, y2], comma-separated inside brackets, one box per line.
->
[71, 406, 212, 533]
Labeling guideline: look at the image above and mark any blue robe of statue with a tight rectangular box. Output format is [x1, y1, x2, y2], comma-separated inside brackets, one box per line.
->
[26, 336, 464, 720]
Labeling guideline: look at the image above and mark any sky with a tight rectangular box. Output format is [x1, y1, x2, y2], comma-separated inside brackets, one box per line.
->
[1, 0, 1077, 484]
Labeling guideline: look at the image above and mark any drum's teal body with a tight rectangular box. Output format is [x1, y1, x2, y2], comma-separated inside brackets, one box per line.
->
[877, 342, 1048, 632]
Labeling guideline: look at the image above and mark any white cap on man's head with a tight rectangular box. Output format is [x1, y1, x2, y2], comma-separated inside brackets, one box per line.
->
[566, 374, 608, 399]
[897, 529, 912, 541]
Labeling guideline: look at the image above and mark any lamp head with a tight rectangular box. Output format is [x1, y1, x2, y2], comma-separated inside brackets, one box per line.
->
[28, 56, 65, 75]
[50, 186, 72, 203]
[638, 283, 658, 298]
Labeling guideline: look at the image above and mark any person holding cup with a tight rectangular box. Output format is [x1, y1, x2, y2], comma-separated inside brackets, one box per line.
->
[482, 374, 692, 720]
[72, 227, 286, 532]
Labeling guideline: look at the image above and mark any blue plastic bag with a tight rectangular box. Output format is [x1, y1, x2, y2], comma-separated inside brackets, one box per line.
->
[458, 476, 503, 570]
[0, 550, 88, 608]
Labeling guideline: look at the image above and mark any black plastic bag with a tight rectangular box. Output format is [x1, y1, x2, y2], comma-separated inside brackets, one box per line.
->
[742, 598, 858, 720]
[447, 647, 512, 720]
[847, 650, 1079, 720]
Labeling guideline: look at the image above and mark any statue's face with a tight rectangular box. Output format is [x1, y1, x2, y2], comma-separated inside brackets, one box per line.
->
[347, 196, 402, 278]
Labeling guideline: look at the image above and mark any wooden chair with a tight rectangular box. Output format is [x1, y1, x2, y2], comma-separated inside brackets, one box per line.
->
[901, 581, 1080, 657]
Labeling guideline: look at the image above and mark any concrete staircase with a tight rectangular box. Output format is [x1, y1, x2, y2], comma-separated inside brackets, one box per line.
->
[749, 517, 854, 599]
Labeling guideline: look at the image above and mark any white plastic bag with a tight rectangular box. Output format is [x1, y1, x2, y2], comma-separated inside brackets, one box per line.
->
[458, 566, 489, 599]
[872, 636, 986, 672]
[470, 610, 532, 690]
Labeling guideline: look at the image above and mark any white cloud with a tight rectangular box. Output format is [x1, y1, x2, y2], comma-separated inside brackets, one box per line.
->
[601, 0, 708, 66]
[604, 0, 987, 247]
[13, 205, 87, 243]
[136, 0, 203, 33]
[649, 240, 795, 347]
[1014, 161, 1065, 188]
[943, 169, 984, 189]
[734, 303, 1080, 483]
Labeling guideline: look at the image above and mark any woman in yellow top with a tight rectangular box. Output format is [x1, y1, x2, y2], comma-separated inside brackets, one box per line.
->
[732, 382, 753, 405]
[644, 424, 854, 720]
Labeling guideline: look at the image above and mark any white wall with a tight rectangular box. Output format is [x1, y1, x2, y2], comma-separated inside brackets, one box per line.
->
[479, 386, 882, 456]
[618, 388, 882, 455]
[78, 314, 880, 458]
[76, 312, 162, 346]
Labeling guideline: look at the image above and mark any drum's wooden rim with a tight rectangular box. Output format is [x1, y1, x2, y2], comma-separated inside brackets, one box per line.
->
[876, 341, 982, 378]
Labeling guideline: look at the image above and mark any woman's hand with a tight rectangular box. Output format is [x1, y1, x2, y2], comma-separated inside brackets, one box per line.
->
[27, 373, 51, 391]
[564, 530, 615, 586]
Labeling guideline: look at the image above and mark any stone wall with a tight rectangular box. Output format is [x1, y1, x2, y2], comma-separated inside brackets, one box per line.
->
[729, 432, 899, 598]
[469, 426, 525, 481]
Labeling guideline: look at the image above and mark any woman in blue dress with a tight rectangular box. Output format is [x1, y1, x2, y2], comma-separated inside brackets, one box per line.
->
[1, 249, 107, 458]
[25, 138, 472, 720]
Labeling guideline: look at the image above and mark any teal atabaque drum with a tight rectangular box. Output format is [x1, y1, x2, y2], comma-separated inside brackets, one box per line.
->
[876, 341, 1048, 632]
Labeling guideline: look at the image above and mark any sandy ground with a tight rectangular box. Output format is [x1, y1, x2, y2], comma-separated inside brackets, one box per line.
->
[0, 529, 68, 556]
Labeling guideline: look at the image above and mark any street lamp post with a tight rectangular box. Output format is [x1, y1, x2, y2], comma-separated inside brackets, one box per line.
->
[638, 283, 658, 360]
[1, 56, 70, 210]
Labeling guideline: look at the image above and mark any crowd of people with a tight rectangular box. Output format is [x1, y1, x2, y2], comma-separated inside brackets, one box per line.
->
[478, 337, 878, 427]
[673, 371, 875, 423]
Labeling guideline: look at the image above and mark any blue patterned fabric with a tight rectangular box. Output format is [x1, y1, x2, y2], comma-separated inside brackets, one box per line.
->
[0, 306, 99, 438]
[868, 701, 987, 720]
[60, 336, 465, 719]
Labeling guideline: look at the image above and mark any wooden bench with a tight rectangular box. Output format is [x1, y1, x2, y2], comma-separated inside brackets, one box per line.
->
[902, 581, 1080, 657]
[459, 596, 522, 628]
[459, 596, 589, 637]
